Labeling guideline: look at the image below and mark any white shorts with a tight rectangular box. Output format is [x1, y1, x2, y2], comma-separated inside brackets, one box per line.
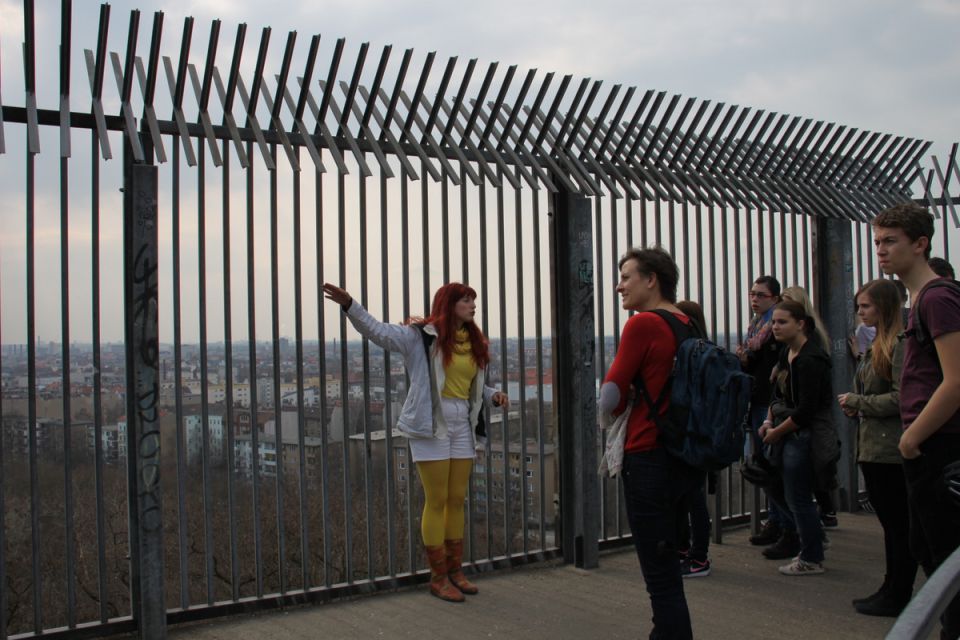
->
[408, 397, 476, 462]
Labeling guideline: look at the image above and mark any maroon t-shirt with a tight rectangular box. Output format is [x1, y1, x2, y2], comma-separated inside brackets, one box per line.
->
[900, 278, 960, 433]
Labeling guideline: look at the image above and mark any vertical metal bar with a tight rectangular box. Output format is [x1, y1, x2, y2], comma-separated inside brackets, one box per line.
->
[707, 205, 718, 341]
[779, 212, 788, 285]
[0, 208, 5, 635]
[609, 194, 622, 538]
[804, 213, 813, 291]
[757, 210, 766, 275]
[221, 142, 241, 600]
[292, 145, 310, 591]
[593, 193, 607, 541]
[270, 144, 287, 594]
[421, 159, 431, 311]
[245, 139, 265, 597]
[380, 165, 398, 578]
[123, 141, 166, 637]
[90, 128, 108, 624]
[359, 165, 376, 581]
[681, 201, 690, 299]
[57, 2, 76, 625]
[531, 185, 548, 549]
[315, 162, 333, 589]
[401, 167, 416, 573]
[478, 173, 493, 561]
[197, 139, 216, 606]
[337, 170, 352, 585]
[172, 137, 190, 610]
[513, 168, 529, 554]
[442, 169, 450, 282]
[26, 109, 41, 638]
[496, 169, 510, 556]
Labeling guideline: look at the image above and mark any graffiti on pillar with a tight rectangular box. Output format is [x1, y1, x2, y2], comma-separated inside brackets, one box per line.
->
[132, 188, 162, 533]
[577, 260, 593, 289]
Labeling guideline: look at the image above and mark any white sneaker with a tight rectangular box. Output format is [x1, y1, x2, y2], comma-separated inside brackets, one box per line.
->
[778, 556, 825, 576]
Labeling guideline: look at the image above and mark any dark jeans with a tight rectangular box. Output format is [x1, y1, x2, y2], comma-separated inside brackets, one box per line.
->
[678, 478, 711, 562]
[622, 449, 701, 640]
[860, 461, 917, 600]
[768, 429, 824, 563]
[903, 433, 960, 639]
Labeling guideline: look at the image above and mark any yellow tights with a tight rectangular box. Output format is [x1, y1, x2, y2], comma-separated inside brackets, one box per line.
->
[416, 458, 473, 546]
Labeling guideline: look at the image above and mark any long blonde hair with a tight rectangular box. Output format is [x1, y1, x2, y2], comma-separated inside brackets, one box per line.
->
[855, 279, 904, 381]
[781, 286, 831, 353]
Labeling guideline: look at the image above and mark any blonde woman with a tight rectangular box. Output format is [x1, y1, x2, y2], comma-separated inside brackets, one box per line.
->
[838, 279, 916, 616]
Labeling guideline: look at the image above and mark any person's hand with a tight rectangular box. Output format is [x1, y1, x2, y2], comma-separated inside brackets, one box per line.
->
[322, 283, 353, 308]
[899, 430, 922, 460]
[762, 425, 785, 445]
[838, 393, 857, 417]
[758, 421, 772, 438]
[848, 335, 860, 359]
[492, 392, 510, 409]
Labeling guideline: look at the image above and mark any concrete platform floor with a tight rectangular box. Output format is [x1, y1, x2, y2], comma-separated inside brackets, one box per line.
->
[169, 512, 924, 639]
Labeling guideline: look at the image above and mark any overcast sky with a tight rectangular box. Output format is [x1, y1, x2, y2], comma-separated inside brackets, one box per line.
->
[0, 0, 957, 346]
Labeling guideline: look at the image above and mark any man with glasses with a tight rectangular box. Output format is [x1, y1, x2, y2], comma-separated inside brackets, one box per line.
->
[738, 276, 796, 557]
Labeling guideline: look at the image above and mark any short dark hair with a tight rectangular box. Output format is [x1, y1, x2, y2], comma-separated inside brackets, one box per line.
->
[872, 202, 935, 260]
[929, 257, 956, 280]
[753, 275, 781, 298]
[618, 247, 679, 303]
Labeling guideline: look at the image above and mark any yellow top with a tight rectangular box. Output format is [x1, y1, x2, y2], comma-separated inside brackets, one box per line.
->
[442, 329, 478, 399]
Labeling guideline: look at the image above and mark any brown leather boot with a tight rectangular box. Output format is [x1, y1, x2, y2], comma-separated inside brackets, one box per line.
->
[445, 539, 479, 595]
[425, 544, 464, 602]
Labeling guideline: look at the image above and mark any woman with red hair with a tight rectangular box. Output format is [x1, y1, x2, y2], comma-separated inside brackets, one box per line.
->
[323, 281, 509, 603]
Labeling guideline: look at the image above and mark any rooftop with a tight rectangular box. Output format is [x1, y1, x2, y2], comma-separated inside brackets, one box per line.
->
[169, 513, 903, 640]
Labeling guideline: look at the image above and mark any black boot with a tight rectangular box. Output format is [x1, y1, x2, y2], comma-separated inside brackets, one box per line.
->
[762, 530, 801, 560]
[852, 576, 890, 608]
[750, 520, 782, 546]
[854, 590, 910, 617]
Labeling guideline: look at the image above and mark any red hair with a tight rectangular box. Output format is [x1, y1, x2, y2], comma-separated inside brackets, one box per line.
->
[409, 282, 490, 368]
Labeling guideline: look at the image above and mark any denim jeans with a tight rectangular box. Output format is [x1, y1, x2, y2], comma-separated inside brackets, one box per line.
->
[750, 403, 790, 531]
[622, 448, 701, 640]
[902, 433, 960, 639]
[768, 429, 823, 563]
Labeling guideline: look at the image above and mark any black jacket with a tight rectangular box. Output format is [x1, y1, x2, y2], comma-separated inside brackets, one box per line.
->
[744, 333, 783, 405]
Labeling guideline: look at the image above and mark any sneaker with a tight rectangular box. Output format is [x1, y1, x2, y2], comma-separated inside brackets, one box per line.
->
[749, 520, 782, 546]
[822, 533, 831, 551]
[681, 558, 711, 578]
[779, 556, 825, 576]
[821, 512, 839, 529]
[763, 531, 801, 560]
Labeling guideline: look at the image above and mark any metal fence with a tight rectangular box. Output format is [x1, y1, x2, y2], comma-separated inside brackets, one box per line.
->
[0, 1, 957, 638]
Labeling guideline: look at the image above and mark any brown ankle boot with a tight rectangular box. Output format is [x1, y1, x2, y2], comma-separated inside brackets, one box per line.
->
[425, 544, 464, 602]
[445, 539, 479, 595]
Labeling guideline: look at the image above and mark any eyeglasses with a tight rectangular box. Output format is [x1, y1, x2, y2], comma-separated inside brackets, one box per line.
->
[748, 291, 772, 299]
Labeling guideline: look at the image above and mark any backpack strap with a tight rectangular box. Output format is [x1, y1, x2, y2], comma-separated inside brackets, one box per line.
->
[632, 309, 694, 419]
[413, 323, 436, 360]
[907, 279, 960, 349]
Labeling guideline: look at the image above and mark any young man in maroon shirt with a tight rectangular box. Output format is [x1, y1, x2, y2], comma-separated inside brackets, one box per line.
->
[874, 203, 960, 638]
[599, 247, 699, 640]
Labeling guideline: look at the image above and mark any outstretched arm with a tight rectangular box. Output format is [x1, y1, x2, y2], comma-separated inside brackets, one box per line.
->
[323, 282, 415, 355]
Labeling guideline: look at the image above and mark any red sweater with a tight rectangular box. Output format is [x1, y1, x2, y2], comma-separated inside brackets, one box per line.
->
[602, 311, 690, 453]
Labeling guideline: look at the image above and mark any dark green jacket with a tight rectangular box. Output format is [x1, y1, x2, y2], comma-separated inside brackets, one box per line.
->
[845, 339, 904, 465]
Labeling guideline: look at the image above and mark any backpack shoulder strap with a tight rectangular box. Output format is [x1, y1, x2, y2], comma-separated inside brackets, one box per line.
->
[632, 310, 690, 415]
[910, 279, 960, 347]
[412, 323, 436, 361]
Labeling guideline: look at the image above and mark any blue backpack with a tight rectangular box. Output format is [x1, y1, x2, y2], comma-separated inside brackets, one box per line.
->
[634, 309, 751, 471]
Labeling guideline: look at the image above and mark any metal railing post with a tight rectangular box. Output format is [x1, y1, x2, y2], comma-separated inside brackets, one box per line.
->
[123, 136, 167, 638]
[551, 185, 600, 569]
[816, 216, 857, 512]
